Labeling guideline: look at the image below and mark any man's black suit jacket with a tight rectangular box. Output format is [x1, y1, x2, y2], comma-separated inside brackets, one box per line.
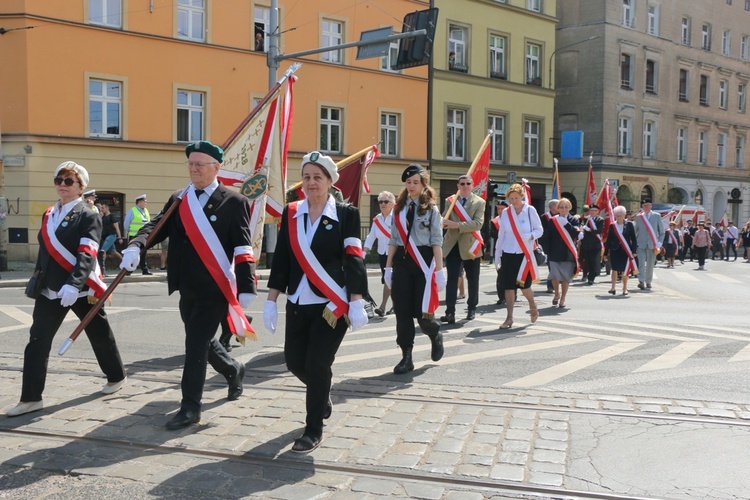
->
[131, 184, 256, 301]
[35, 201, 101, 293]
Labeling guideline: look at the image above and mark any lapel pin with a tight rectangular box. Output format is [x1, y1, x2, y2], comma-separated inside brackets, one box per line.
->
[207, 204, 213, 209]
[325, 224, 333, 230]
[61, 221, 68, 227]
[210, 215, 217, 222]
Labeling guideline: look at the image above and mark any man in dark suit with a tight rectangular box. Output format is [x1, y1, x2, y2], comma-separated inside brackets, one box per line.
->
[121, 140, 256, 430]
[580, 204, 604, 284]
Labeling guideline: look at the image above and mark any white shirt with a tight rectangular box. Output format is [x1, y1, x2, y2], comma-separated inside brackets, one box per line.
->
[42, 198, 88, 300]
[194, 180, 219, 208]
[495, 203, 543, 256]
[363, 212, 393, 255]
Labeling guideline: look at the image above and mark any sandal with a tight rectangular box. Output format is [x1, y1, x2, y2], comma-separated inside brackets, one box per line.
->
[499, 319, 514, 329]
[529, 306, 539, 323]
[558, 303, 567, 309]
[622, 290, 629, 296]
[608, 289, 616, 295]
[552, 295, 559, 306]
[291, 434, 321, 453]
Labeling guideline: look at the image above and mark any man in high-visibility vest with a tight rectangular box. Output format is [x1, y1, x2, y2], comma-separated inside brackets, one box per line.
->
[124, 194, 152, 275]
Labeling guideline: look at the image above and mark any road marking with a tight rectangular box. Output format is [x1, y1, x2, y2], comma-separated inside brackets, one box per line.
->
[670, 271, 699, 281]
[543, 319, 694, 341]
[342, 336, 595, 378]
[0, 306, 33, 326]
[505, 342, 643, 388]
[633, 341, 709, 372]
[729, 343, 750, 363]
[618, 322, 750, 341]
[706, 273, 743, 283]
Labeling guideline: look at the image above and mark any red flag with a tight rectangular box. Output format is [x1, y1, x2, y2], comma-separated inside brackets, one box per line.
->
[585, 165, 597, 205]
[521, 178, 532, 206]
[595, 179, 614, 241]
[469, 141, 491, 200]
[334, 145, 380, 207]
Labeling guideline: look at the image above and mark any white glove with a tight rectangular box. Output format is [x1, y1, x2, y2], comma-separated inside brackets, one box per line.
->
[577, 232, 584, 241]
[583, 226, 591, 232]
[263, 300, 278, 334]
[348, 299, 368, 331]
[435, 268, 447, 291]
[120, 246, 141, 271]
[57, 284, 79, 308]
[384, 267, 393, 288]
[238, 293, 256, 309]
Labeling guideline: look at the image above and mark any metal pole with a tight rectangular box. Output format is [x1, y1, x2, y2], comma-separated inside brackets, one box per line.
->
[547, 35, 600, 89]
[268, 0, 279, 90]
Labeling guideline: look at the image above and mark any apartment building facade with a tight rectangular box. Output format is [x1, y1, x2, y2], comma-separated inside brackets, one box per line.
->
[556, 0, 750, 221]
[0, 0, 428, 261]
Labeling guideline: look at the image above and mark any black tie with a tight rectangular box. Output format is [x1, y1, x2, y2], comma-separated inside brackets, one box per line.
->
[461, 197, 467, 206]
[195, 189, 204, 198]
[406, 201, 416, 229]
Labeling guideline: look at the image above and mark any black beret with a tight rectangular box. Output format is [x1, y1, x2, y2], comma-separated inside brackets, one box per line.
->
[499, 200, 509, 207]
[185, 140, 224, 163]
[589, 204, 599, 210]
[641, 198, 652, 204]
[402, 163, 425, 182]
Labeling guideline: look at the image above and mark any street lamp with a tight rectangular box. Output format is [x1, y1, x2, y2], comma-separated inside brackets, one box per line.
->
[548, 35, 601, 89]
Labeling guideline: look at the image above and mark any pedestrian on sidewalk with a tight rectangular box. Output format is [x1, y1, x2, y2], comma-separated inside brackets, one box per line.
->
[121, 140, 256, 430]
[264, 151, 369, 453]
[7, 161, 126, 417]
[384, 164, 446, 375]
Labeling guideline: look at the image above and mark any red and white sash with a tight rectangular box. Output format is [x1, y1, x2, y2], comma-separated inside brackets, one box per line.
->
[667, 229, 679, 247]
[395, 206, 439, 317]
[638, 212, 661, 250]
[506, 206, 539, 284]
[373, 214, 391, 240]
[586, 217, 603, 250]
[551, 215, 580, 275]
[41, 205, 106, 299]
[179, 187, 256, 341]
[447, 195, 484, 257]
[287, 201, 350, 328]
[612, 222, 638, 275]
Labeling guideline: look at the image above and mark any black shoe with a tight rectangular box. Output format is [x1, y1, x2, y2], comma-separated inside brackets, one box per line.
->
[637, 282, 645, 290]
[430, 332, 444, 362]
[166, 408, 200, 430]
[440, 314, 455, 324]
[142, 268, 153, 275]
[227, 362, 244, 401]
[393, 347, 414, 374]
[418, 318, 440, 338]
[323, 397, 333, 419]
[374, 307, 385, 317]
[465, 309, 476, 321]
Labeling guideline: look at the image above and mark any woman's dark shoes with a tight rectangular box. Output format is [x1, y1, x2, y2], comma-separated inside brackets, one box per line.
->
[166, 408, 200, 430]
[291, 434, 321, 453]
[227, 362, 245, 401]
[374, 307, 385, 317]
[323, 397, 333, 419]
[608, 289, 616, 295]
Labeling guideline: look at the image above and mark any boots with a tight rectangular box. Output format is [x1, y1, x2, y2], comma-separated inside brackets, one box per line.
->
[393, 346, 414, 374]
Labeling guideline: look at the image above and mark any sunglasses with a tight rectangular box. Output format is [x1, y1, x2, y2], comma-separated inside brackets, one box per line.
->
[459, 182, 472, 186]
[378, 200, 391, 204]
[54, 177, 77, 186]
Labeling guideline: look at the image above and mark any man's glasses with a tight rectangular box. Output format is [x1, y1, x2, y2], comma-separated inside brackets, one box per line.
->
[378, 200, 391, 204]
[459, 182, 472, 186]
[54, 177, 77, 186]
[185, 161, 218, 168]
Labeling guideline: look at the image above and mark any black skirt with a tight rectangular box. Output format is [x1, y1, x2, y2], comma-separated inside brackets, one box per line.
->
[500, 252, 533, 290]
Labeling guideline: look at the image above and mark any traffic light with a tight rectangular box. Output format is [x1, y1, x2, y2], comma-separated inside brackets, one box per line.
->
[488, 180, 499, 200]
[393, 8, 438, 70]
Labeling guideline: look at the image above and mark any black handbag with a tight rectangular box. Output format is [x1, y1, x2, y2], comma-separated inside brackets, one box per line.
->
[25, 271, 41, 299]
[534, 247, 547, 266]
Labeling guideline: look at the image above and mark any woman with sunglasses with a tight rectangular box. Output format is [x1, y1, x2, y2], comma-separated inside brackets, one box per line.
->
[363, 191, 396, 316]
[6, 162, 126, 417]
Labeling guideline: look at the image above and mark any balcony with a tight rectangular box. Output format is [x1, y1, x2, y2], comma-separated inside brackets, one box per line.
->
[526, 76, 542, 86]
[490, 71, 507, 80]
[679, 92, 689, 102]
[449, 62, 469, 73]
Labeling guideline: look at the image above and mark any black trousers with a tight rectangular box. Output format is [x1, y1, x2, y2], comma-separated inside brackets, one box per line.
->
[21, 295, 125, 402]
[580, 247, 601, 282]
[392, 246, 438, 348]
[444, 246, 480, 315]
[695, 246, 708, 267]
[284, 301, 347, 439]
[178, 295, 238, 412]
[725, 239, 737, 260]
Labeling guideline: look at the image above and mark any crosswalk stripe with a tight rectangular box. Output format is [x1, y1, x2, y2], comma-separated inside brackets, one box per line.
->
[543, 318, 694, 341]
[618, 322, 749, 341]
[670, 271, 699, 281]
[504, 342, 643, 388]
[342, 336, 595, 378]
[728, 343, 750, 363]
[633, 341, 709, 372]
[0, 306, 33, 326]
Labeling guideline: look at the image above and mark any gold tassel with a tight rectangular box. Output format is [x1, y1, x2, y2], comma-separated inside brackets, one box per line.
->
[421, 312, 434, 320]
[322, 307, 338, 329]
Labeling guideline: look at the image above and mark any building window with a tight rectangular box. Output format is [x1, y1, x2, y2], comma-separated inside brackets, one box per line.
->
[643, 120, 656, 158]
[698, 131, 707, 163]
[621, 53, 632, 89]
[647, 5, 659, 36]
[448, 25, 468, 72]
[618, 117, 631, 156]
[527, 0, 541, 12]
[322, 19, 343, 63]
[489, 35, 507, 79]
[681, 17, 691, 45]
[747, 0, 750, 10]
[702, 24, 711, 50]
[526, 43, 542, 85]
[739, 84, 747, 112]
[742, 35, 750, 61]
[177, 90, 204, 142]
[381, 41, 399, 72]
[645, 59, 657, 94]
[679, 69, 689, 101]
[736, 136, 745, 167]
[722, 30, 732, 56]
[89, 79, 121, 138]
[718, 133, 727, 167]
[447, 108, 466, 160]
[700, 75, 709, 105]
[177, 0, 205, 42]
[254, 6, 270, 52]
[488, 114, 505, 163]
[90, 0, 122, 28]
[524, 120, 540, 165]
[380, 113, 399, 157]
[719, 80, 728, 109]
[677, 128, 687, 162]
[622, 0, 634, 27]
[320, 107, 342, 153]
[695, 189, 704, 205]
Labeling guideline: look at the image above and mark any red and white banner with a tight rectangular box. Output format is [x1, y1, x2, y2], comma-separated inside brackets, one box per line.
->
[585, 165, 597, 206]
[394, 206, 439, 317]
[447, 195, 483, 256]
[334, 145, 380, 208]
[469, 140, 491, 200]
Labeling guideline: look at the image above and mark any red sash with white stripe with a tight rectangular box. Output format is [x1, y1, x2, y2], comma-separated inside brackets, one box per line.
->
[287, 201, 350, 328]
[179, 187, 256, 340]
[612, 222, 638, 275]
[551, 216, 580, 275]
[395, 206, 439, 317]
[373, 214, 391, 240]
[447, 196, 484, 257]
[667, 229, 679, 247]
[586, 217, 603, 250]
[41, 206, 106, 299]
[506, 206, 539, 284]
[638, 212, 661, 250]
